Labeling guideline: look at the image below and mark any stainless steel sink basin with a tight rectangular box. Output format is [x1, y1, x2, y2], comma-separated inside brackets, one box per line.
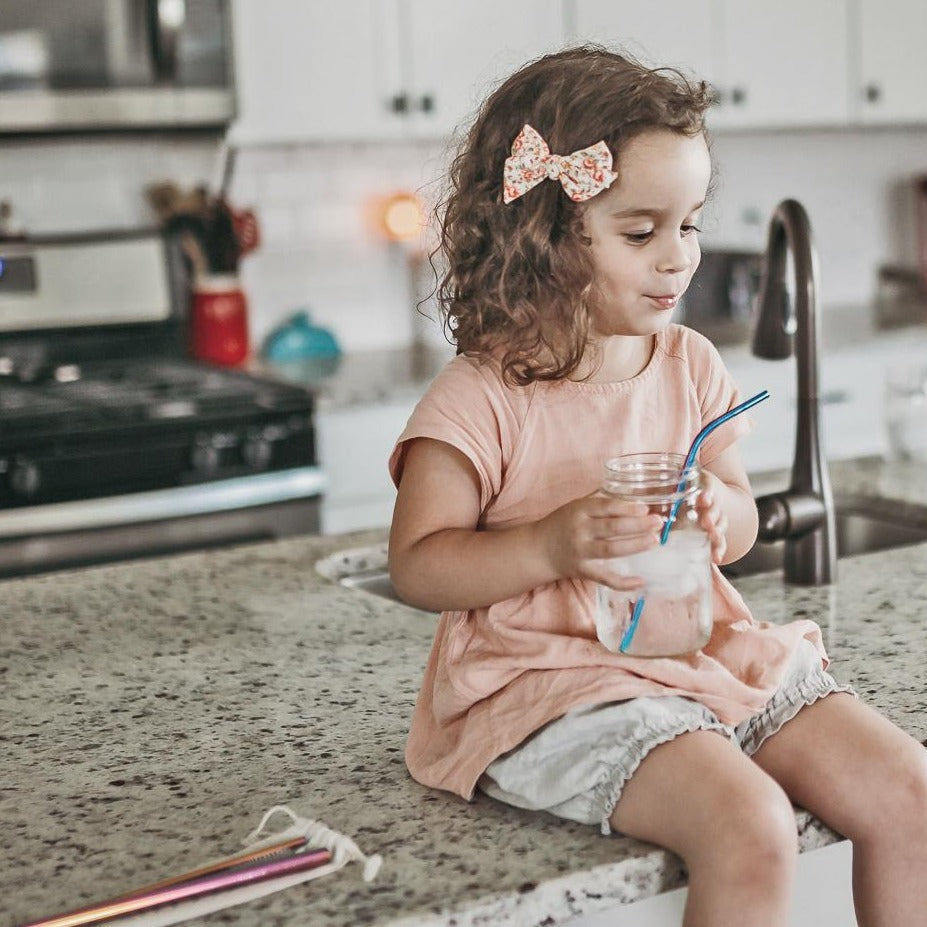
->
[340, 569, 409, 603]
[325, 496, 927, 606]
[721, 495, 927, 579]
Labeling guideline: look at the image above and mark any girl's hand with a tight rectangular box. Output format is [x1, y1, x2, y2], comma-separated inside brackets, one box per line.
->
[694, 471, 729, 564]
[537, 491, 663, 589]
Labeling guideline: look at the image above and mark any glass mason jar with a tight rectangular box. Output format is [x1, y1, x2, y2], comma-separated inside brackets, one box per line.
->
[595, 452, 713, 658]
[885, 365, 927, 463]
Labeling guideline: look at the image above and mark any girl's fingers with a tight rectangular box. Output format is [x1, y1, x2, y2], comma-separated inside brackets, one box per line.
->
[582, 564, 646, 590]
[592, 514, 663, 539]
[586, 532, 660, 561]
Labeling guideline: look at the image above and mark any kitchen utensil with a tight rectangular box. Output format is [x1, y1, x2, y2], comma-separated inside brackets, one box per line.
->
[148, 183, 260, 274]
[620, 389, 770, 654]
[229, 204, 260, 256]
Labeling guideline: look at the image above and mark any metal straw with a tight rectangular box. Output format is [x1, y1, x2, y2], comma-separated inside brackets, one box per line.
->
[619, 390, 770, 654]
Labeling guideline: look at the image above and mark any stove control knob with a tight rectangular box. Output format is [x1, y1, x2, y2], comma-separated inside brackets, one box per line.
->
[10, 459, 40, 497]
[191, 442, 220, 475]
[243, 435, 272, 470]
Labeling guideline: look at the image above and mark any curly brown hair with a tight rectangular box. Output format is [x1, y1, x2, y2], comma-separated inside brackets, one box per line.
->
[436, 45, 714, 386]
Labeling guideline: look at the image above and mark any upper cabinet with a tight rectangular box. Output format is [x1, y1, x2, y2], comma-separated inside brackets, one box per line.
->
[229, 0, 563, 145]
[569, 0, 850, 130]
[854, 0, 927, 124]
[710, 0, 850, 129]
[402, 0, 564, 139]
[232, 1, 927, 144]
[229, 0, 401, 144]
[569, 0, 717, 88]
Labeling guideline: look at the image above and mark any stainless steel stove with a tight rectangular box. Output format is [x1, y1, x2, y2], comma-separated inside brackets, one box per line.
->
[0, 230, 325, 578]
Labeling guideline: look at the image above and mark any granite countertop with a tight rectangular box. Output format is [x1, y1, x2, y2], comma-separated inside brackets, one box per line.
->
[251, 306, 927, 413]
[3, 456, 927, 927]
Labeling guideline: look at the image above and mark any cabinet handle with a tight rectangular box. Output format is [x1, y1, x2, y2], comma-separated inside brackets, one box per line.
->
[390, 93, 409, 114]
[418, 94, 434, 114]
[864, 83, 881, 103]
[731, 86, 747, 105]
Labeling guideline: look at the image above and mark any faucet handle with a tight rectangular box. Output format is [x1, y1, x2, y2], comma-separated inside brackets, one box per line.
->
[755, 491, 830, 542]
[756, 493, 789, 541]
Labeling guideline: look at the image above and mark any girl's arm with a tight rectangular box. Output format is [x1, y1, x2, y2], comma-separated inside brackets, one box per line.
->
[389, 437, 663, 613]
[697, 440, 759, 565]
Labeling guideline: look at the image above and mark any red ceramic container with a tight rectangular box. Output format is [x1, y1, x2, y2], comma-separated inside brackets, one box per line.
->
[190, 275, 249, 365]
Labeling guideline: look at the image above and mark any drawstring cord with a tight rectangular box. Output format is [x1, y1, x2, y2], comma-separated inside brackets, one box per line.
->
[243, 805, 383, 882]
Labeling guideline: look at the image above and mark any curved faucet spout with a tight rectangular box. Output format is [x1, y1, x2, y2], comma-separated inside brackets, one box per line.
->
[751, 199, 836, 585]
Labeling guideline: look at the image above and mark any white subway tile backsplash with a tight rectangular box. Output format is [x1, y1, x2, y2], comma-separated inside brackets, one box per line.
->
[2, 127, 926, 355]
[254, 203, 301, 248]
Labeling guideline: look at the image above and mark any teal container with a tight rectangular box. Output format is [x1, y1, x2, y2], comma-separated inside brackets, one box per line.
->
[262, 311, 341, 362]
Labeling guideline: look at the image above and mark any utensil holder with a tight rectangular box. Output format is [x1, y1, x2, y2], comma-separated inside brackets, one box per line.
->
[191, 274, 249, 365]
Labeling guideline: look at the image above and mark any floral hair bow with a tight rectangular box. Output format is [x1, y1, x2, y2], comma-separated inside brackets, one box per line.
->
[503, 124, 617, 204]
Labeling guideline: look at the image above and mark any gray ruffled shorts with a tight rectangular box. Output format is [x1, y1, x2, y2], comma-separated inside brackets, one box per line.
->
[478, 639, 854, 834]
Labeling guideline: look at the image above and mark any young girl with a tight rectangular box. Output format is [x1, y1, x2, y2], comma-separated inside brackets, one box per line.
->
[388, 47, 927, 926]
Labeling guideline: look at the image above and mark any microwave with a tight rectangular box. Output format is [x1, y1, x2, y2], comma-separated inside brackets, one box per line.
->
[0, 0, 234, 134]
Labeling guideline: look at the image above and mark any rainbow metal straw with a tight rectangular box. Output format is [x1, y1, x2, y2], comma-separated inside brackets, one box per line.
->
[20, 839, 328, 927]
[619, 390, 770, 654]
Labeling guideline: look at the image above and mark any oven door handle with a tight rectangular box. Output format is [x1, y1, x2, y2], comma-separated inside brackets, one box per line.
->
[0, 467, 327, 537]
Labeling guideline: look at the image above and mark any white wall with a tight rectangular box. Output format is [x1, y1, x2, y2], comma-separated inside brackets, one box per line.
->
[2, 126, 925, 353]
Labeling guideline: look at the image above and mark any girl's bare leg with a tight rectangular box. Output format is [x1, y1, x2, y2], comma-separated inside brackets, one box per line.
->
[609, 729, 798, 927]
[752, 693, 927, 927]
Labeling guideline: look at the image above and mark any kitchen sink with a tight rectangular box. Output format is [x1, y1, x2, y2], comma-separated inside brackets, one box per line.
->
[323, 496, 927, 607]
[315, 542, 432, 610]
[721, 495, 927, 578]
[339, 569, 408, 603]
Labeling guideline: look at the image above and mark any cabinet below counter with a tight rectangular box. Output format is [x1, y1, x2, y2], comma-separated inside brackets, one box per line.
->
[255, 344, 453, 534]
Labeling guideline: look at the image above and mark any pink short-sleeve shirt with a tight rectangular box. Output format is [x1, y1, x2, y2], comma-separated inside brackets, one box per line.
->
[389, 325, 826, 799]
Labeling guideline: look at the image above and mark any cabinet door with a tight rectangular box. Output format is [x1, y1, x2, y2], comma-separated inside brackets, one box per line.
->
[570, 0, 716, 86]
[229, 0, 404, 144]
[405, 0, 564, 139]
[856, 0, 927, 124]
[316, 397, 417, 534]
[714, 0, 849, 128]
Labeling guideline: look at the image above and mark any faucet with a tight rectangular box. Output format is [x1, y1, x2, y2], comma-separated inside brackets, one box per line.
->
[750, 199, 837, 585]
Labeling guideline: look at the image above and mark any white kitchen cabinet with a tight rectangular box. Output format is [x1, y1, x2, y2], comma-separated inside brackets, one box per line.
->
[568, 0, 849, 130]
[854, 0, 927, 124]
[229, 0, 403, 144]
[401, 0, 564, 139]
[711, 0, 849, 129]
[315, 395, 417, 535]
[229, 0, 564, 145]
[568, 0, 717, 87]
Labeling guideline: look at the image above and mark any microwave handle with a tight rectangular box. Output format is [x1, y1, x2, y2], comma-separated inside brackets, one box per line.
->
[147, 0, 187, 82]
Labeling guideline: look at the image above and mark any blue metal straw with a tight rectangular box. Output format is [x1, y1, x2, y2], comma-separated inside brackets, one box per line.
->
[618, 389, 770, 654]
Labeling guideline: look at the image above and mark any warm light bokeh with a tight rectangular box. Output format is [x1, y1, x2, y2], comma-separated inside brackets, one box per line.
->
[378, 191, 426, 242]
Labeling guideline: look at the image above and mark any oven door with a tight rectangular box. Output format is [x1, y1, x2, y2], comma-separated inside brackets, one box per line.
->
[0, 466, 325, 578]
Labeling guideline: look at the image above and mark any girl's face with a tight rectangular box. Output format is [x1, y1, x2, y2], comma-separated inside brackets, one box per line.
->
[582, 129, 712, 338]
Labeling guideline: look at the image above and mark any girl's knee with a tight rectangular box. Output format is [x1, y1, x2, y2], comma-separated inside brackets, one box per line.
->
[696, 780, 798, 881]
[742, 791, 796, 858]
[876, 744, 927, 837]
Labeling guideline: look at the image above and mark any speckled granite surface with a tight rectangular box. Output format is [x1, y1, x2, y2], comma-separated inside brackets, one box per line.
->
[3, 457, 927, 927]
